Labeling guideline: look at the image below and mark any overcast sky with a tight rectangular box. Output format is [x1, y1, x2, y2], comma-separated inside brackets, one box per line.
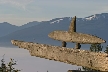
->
[0, 0, 108, 26]
[0, 47, 81, 72]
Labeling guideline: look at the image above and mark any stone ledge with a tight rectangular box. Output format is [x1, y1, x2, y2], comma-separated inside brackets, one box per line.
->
[11, 40, 108, 71]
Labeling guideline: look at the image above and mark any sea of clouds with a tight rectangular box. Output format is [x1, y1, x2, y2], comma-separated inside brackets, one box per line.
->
[0, 47, 81, 72]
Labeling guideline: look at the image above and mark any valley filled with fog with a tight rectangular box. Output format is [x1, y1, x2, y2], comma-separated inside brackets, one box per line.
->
[0, 47, 81, 72]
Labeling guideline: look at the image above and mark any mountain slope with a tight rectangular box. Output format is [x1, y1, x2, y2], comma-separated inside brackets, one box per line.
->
[0, 22, 18, 37]
[19, 21, 40, 29]
[0, 21, 40, 37]
[0, 13, 108, 48]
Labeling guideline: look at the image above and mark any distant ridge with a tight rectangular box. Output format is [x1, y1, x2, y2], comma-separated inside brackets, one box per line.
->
[0, 13, 108, 48]
[0, 21, 40, 37]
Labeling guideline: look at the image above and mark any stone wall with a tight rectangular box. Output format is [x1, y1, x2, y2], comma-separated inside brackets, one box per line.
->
[11, 40, 108, 71]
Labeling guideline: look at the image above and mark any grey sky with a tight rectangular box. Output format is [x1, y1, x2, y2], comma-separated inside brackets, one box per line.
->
[0, 0, 108, 26]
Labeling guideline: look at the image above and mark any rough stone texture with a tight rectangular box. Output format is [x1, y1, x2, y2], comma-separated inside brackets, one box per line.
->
[67, 70, 101, 72]
[68, 16, 76, 33]
[68, 16, 81, 49]
[62, 41, 67, 47]
[75, 43, 81, 49]
[48, 31, 105, 44]
[48, 16, 106, 44]
[11, 40, 108, 71]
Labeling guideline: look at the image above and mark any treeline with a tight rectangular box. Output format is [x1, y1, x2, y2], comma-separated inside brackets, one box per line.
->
[0, 55, 21, 72]
[80, 43, 108, 71]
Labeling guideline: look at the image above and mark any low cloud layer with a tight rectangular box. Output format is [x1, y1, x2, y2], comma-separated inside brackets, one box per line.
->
[0, 47, 81, 72]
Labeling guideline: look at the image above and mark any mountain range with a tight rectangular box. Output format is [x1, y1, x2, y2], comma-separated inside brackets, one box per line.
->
[0, 21, 40, 37]
[0, 13, 108, 50]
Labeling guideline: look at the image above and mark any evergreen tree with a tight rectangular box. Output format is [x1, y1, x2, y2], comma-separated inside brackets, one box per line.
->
[104, 45, 108, 53]
[0, 55, 21, 72]
[90, 43, 103, 52]
[82, 43, 103, 71]
[0, 55, 6, 72]
[6, 58, 21, 72]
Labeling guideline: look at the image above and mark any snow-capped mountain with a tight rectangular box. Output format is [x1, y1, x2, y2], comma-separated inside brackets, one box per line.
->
[50, 18, 64, 24]
[85, 14, 96, 20]
[48, 13, 108, 24]
[0, 13, 108, 48]
[84, 13, 108, 20]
